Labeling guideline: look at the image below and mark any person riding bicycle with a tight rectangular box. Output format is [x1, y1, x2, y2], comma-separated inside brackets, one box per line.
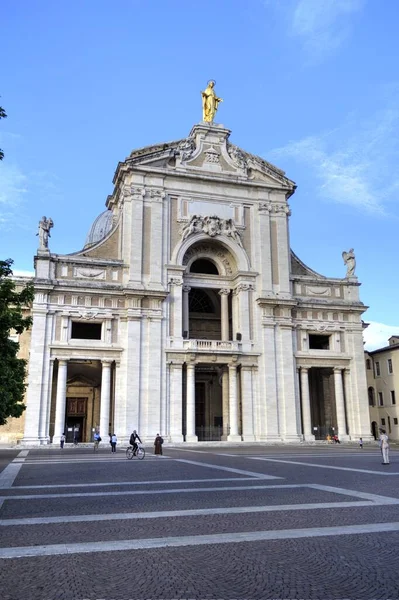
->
[129, 430, 142, 455]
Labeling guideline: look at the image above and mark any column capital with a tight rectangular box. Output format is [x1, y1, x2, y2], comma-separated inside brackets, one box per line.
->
[219, 288, 230, 296]
[182, 285, 191, 293]
[333, 366, 344, 374]
[58, 359, 68, 367]
[101, 359, 113, 367]
[228, 363, 238, 371]
[186, 362, 196, 371]
[300, 366, 309, 373]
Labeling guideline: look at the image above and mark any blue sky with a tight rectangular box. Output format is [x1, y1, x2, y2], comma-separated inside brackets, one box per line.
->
[1, 0, 398, 349]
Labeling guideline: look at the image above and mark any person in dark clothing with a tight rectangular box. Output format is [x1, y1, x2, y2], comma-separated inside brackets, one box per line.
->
[129, 430, 142, 455]
[154, 433, 163, 455]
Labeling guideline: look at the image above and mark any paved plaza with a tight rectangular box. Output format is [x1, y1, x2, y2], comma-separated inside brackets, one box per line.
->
[0, 443, 398, 600]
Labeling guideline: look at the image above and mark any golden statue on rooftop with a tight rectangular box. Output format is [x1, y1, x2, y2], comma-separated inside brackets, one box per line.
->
[201, 80, 223, 123]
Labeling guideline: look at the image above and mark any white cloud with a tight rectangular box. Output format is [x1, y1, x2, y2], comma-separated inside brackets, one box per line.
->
[0, 163, 28, 228]
[363, 321, 399, 351]
[269, 97, 399, 214]
[13, 270, 34, 277]
[290, 0, 364, 63]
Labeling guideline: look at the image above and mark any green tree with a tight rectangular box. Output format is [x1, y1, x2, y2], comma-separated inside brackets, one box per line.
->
[0, 101, 6, 160]
[0, 259, 34, 425]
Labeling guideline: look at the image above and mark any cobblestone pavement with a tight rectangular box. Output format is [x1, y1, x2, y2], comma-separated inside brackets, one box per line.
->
[0, 444, 398, 600]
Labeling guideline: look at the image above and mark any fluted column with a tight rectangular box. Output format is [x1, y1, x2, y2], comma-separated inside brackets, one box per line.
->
[300, 367, 314, 440]
[186, 363, 197, 442]
[334, 367, 349, 440]
[221, 367, 229, 440]
[169, 361, 184, 442]
[227, 363, 241, 441]
[219, 289, 230, 341]
[241, 366, 255, 441]
[182, 285, 191, 338]
[100, 360, 112, 438]
[53, 359, 68, 444]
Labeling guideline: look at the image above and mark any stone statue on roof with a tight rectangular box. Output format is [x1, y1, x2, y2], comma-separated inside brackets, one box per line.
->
[342, 248, 356, 277]
[37, 216, 54, 250]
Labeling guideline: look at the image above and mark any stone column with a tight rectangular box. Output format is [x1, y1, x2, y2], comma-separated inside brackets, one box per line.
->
[241, 366, 255, 441]
[219, 289, 230, 341]
[53, 359, 68, 444]
[343, 368, 354, 437]
[169, 362, 184, 442]
[186, 363, 198, 442]
[100, 360, 112, 438]
[182, 285, 191, 338]
[300, 367, 314, 441]
[40, 358, 55, 443]
[221, 367, 229, 440]
[169, 278, 183, 340]
[334, 367, 349, 441]
[227, 363, 241, 441]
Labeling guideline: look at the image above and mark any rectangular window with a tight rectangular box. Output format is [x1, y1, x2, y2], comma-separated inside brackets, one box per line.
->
[366, 359, 371, 370]
[388, 359, 393, 374]
[309, 334, 330, 350]
[375, 362, 380, 377]
[381, 418, 386, 426]
[394, 418, 398, 425]
[391, 390, 396, 405]
[71, 322, 102, 340]
[378, 392, 384, 406]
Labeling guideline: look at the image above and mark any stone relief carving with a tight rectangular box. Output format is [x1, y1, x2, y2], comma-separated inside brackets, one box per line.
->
[182, 243, 234, 275]
[258, 202, 291, 216]
[169, 277, 183, 286]
[180, 215, 242, 247]
[178, 138, 196, 162]
[73, 268, 106, 280]
[149, 188, 166, 200]
[305, 286, 332, 296]
[234, 283, 254, 294]
[78, 311, 99, 320]
[227, 144, 247, 169]
[205, 147, 220, 164]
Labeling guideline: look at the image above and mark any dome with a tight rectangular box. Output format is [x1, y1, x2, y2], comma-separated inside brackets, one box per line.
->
[84, 210, 113, 248]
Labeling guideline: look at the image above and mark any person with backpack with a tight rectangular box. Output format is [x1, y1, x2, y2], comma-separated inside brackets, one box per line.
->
[129, 430, 142, 456]
[154, 433, 164, 455]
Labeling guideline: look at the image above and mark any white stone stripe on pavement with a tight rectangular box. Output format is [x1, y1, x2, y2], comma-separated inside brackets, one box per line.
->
[174, 458, 277, 479]
[0, 500, 376, 527]
[0, 462, 26, 489]
[17, 451, 29, 458]
[3, 521, 399, 559]
[1, 476, 256, 491]
[0, 483, 300, 501]
[248, 456, 399, 475]
[309, 484, 399, 505]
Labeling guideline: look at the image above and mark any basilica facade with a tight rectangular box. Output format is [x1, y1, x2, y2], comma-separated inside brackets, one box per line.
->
[16, 120, 372, 445]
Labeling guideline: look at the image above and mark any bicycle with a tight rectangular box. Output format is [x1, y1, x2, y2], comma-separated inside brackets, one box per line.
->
[126, 443, 145, 460]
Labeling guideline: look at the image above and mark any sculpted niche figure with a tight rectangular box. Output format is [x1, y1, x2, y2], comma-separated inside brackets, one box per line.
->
[201, 80, 223, 123]
[342, 248, 356, 277]
[37, 216, 54, 250]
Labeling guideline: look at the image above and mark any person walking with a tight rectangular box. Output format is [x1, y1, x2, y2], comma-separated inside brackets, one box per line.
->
[60, 433, 65, 449]
[93, 431, 101, 452]
[154, 433, 164, 456]
[111, 433, 117, 453]
[379, 429, 390, 464]
[359, 437, 363, 449]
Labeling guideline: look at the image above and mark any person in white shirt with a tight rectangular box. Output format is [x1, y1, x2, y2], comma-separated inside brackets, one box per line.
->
[111, 433, 117, 453]
[379, 429, 390, 465]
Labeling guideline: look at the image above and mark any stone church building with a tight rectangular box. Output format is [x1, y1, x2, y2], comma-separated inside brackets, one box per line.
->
[7, 119, 372, 445]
